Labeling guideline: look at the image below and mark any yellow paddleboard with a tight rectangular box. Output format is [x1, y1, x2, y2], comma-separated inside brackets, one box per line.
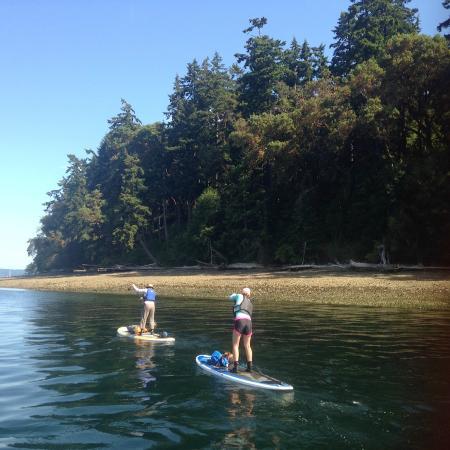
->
[117, 326, 175, 342]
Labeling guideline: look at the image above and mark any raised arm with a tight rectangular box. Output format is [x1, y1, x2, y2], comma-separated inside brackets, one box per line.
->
[229, 293, 243, 305]
[131, 284, 147, 294]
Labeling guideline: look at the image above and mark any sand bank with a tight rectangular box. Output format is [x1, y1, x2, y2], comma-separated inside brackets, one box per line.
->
[1, 268, 449, 308]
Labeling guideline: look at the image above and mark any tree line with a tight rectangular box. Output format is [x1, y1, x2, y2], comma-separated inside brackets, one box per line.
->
[27, 0, 450, 273]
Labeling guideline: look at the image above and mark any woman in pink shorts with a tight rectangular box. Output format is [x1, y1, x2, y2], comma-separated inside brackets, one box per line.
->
[229, 287, 253, 373]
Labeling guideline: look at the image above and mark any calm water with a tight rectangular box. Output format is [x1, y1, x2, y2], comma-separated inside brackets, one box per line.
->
[0, 289, 449, 449]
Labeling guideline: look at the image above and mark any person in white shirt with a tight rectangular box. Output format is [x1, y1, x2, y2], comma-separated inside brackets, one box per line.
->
[131, 283, 157, 334]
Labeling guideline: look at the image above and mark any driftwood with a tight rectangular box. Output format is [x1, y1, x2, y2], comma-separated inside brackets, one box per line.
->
[73, 260, 450, 275]
[279, 261, 450, 272]
[349, 260, 450, 271]
[75, 263, 158, 273]
[349, 260, 394, 270]
[195, 260, 219, 268]
[396, 265, 450, 271]
[225, 262, 264, 270]
[281, 264, 348, 272]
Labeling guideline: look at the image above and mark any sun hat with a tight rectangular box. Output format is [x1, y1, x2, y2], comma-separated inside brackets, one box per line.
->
[146, 283, 154, 288]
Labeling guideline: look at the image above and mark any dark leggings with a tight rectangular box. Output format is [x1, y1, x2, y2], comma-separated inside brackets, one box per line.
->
[234, 318, 252, 336]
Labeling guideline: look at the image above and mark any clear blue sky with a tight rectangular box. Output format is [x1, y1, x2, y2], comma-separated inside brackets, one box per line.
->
[0, 0, 445, 269]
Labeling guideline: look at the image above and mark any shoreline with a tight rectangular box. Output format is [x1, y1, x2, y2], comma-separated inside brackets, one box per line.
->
[1, 268, 449, 308]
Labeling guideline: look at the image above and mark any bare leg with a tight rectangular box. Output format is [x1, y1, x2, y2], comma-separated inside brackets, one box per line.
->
[232, 331, 241, 364]
[242, 334, 252, 362]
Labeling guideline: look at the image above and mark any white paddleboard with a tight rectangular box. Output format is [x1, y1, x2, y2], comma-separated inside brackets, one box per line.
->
[195, 354, 293, 392]
[117, 326, 175, 342]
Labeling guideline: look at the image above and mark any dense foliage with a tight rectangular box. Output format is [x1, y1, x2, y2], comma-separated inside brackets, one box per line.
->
[27, 1, 450, 272]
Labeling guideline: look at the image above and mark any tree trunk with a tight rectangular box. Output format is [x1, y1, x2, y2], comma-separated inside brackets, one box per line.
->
[301, 241, 307, 265]
[162, 200, 168, 241]
[138, 236, 158, 264]
[379, 244, 387, 265]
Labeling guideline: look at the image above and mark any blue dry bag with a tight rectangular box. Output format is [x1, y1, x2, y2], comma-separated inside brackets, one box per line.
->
[209, 350, 222, 366]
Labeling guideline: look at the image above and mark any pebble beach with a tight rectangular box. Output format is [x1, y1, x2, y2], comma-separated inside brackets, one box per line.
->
[1, 268, 449, 308]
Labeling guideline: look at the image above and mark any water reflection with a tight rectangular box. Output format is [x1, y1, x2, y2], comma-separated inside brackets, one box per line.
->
[134, 340, 156, 387]
[228, 390, 256, 418]
[217, 390, 257, 449]
[0, 289, 449, 449]
[215, 389, 295, 449]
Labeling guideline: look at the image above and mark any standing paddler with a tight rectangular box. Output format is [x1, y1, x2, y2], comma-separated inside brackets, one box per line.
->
[228, 287, 254, 373]
[131, 283, 157, 334]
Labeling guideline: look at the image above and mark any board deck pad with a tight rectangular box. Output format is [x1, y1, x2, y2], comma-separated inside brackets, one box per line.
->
[195, 354, 293, 391]
[117, 326, 175, 342]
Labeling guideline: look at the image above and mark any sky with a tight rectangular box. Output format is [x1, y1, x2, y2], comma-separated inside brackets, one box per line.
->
[0, 0, 445, 269]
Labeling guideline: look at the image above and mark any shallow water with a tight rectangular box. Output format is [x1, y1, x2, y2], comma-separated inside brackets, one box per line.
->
[0, 288, 449, 449]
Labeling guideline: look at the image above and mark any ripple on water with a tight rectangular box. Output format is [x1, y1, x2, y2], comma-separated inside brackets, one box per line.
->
[0, 291, 449, 449]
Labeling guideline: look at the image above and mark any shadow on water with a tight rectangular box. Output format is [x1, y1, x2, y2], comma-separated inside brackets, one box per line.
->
[0, 289, 449, 449]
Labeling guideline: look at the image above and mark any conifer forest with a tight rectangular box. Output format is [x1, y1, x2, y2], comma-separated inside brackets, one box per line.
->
[27, 1, 450, 272]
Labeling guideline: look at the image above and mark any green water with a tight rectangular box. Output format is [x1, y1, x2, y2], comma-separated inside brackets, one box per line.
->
[0, 288, 449, 449]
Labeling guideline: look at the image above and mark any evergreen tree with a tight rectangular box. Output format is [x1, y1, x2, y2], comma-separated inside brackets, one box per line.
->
[331, 0, 419, 76]
[27, 13, 450, 270]
[438, 0, 450, 43]
[111, 151, 155, 261]
[283, 39, 328, 88]
[379, 34, 450, 263]
[128, 123, 170, 242]
[29, 154, 105, 271]
[87, 100, 142, 261]
[311, 44, 329, 79]
[89, 99, 142, 192]
[165, 55, 237, 224]
[235, 18, 287, 115]
[283, 39, 313, 88]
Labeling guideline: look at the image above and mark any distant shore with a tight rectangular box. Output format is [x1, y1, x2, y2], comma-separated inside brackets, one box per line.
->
[1, 268, 449, 308]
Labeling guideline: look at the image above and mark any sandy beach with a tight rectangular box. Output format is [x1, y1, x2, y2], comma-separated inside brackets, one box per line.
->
[1, 268, 449, 308]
